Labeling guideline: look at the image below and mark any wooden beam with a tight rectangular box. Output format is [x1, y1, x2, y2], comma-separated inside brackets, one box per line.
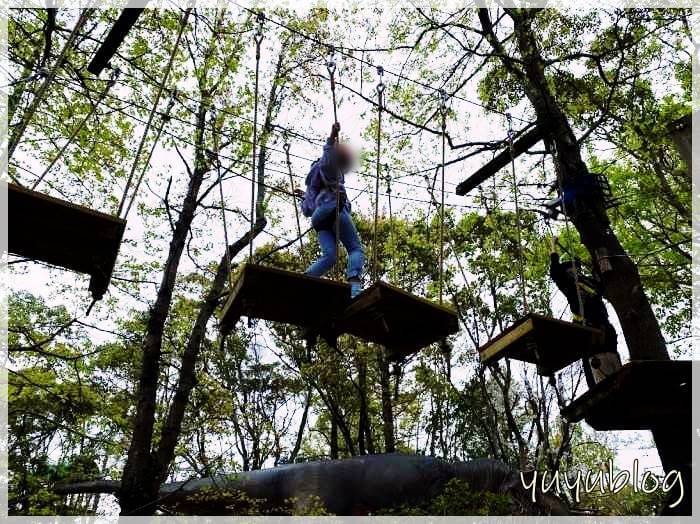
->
[479, 317, 534, 364]
[455, 125, 545, 196]
[87, 5, 146, 75]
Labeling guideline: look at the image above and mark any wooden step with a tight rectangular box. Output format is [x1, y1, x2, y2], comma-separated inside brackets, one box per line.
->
[8, 183, 126, 299]
[219, 263, 351, 336]
[561, 360, 691, 430]
[218, 269, 458, 361]
[338, 280, 459, 361]
[477, 313, 604, 376]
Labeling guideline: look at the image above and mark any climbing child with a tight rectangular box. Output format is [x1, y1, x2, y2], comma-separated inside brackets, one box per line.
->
[549, 238, 621, 388]
[300, 122, 365, 298]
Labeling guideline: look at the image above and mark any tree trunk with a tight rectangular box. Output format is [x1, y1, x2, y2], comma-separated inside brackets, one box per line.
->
[330, 417, 339, 459]
[480, 8, 668, 363]
[377, 348, 395, 453]
[119, 95, 213, 515]
[289, 390, 311, 463]
[478, 8, 687, 513]
[356, 356, 368, 455]
[119, 32, 292, 512]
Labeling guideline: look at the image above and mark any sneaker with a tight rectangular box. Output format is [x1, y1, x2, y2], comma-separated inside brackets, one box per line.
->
[349, 279, 362, 299]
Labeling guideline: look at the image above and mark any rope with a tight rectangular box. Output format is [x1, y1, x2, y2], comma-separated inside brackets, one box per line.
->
[325, 48, 342, 279]
[386, 166, 395, 283]
[371, 66, 385, 282]
[122, 91, 176, 218]
[50, 68, 514, 214]
[213, 133, 234, 289]
[117, 7, 191, 217]
[32, 68, 120, 191]
[506, 112, 528, 313]
[249, 12, 265, 263]
[283, 139, 305, 257]
[231, 1, 530, 123]
[7, 9, 93, 162]
[438, 90, 448, 305]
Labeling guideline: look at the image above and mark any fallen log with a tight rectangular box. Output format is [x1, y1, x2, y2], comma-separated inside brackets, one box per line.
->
[55, 453, 568, 515]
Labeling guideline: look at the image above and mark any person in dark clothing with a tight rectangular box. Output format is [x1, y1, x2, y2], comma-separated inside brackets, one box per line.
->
[549, 243, 621, 388]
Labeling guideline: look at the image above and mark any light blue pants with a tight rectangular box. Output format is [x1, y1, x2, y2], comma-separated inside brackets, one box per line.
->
[306, 207, 365, 280]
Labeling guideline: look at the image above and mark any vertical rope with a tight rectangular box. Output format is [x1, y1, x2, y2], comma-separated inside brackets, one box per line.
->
[371, 66, 385, 283]
[284, 140, 305, 256]
[249, 12, 265, 263]
[326, 47, 339, 124]
[32, 68, 120, 191]
[438, 90, 448, 305]
[215, 134, 234, 289]
[117, 8, 191, 217]
[7, 9, 93, 162]
[506, 112, 528, 313]
[123, 91, 176, 218]
[325, 49, 341, 279]
[386, 166, 395, 284]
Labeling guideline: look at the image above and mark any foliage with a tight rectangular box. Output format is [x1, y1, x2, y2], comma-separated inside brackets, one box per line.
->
[376, 478, 512, 516]
[6, 5, 691, 516]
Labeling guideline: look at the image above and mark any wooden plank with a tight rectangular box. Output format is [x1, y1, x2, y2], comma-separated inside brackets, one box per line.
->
[338, 281, 459, 360]
[219, 264, 351, 336]
[477, 313, 603, 376]
[87, 6, 146, 75]
[456, 126, 545, 196]
[479, 317, 534, 364]
[8, 183, 126, 299]
[561, 360, 691, 430]
[220, 272, 459, 360]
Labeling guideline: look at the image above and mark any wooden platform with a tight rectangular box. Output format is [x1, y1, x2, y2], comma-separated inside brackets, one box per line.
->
[338, 281, 459, 361]
[219, 269, 459, 360]
[477, 313, 604, 376]
[219, 264, 352, 336]
[561, 360, 691, 431]
[8, 183, 126, 300]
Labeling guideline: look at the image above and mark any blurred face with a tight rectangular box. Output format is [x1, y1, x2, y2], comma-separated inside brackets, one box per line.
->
[336, 142, 356, 172]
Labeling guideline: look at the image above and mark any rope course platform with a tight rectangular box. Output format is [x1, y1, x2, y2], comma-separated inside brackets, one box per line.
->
[219, 264, 351, 336]
[337, 281, 459, 361]
[219, 266, 458, 361]
[8, 183, 126, 300]
[477, 313, 604, 376]
[561, 359, 691, 431]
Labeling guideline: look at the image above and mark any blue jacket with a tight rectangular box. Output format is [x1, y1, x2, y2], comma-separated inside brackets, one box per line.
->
[301, 138, 350, 217]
